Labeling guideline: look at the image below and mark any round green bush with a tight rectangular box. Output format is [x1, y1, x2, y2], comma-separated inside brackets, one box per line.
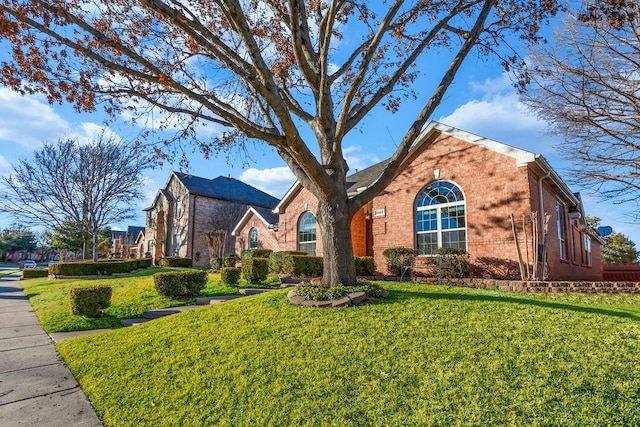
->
[153, 270, 207, 298]
[220, 267, 241, 285]
[70, 286, 112, 317]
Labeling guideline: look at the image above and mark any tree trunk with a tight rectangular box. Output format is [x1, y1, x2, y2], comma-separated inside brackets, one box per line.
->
[92, 228, 99, 262]
[82, 233, 91, 260]
[316, 197, 357, 287]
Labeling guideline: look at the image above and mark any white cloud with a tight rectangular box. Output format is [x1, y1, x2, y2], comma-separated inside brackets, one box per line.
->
[0, 155, 11, 176]
[0, 88, 70, 149]
[439, 75, 558, 155]
[343, 145, 382, 172]
[239, 166, 296, 198]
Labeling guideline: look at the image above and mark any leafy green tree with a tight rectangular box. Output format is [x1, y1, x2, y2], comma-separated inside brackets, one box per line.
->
[601, 232, 639, 265]
[47, 224, 112, 258]
[46, 223, 85, 254]
[584, 215, 601, 229]
[0, 225, 37, 260]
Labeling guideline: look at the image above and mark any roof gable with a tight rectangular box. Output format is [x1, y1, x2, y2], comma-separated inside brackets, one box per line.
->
[232, 206, 279, 236]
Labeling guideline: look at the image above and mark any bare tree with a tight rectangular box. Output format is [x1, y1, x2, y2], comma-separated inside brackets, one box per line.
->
[0, 133, 151, 261]
[522, 1, 640, 211]
[204, 203, 247, 259]
[0, 0, 556, 286]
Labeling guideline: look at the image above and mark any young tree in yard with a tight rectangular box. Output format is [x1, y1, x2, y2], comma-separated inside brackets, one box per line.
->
[523, 1, 640, 212]
[0, 133, 150, 261]
[0, 0, 557, 286]
[45, 222, 85, 255]
[601, 232, 640, 266]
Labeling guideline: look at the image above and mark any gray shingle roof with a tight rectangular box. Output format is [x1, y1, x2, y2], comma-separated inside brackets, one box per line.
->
[174, 172, 279, 208]
[252, 206, 279, 225]
[346, 160, 390, 195]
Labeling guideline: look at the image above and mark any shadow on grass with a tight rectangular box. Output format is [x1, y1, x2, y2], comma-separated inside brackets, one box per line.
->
[388, 287, 640, 321]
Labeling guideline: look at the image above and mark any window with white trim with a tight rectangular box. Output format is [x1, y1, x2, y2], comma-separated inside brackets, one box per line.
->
[175, 196, 183, 219]
[249, 227, 258, 249]
[415, 181, 466, 255]
[298, 211, 317, 255]
[173, 234, 181, 256]
[583, 233, 592, 266]
[556, 201, 567, 260]
[149, 210, 157, 227]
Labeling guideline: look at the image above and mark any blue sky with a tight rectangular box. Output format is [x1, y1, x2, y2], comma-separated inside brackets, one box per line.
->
[0, 9, 637, 246]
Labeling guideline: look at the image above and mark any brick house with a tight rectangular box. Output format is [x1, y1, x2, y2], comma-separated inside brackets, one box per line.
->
[140, 172, 279, 267]
[110, 226, 145, 258]
[233, 122, 604, 280]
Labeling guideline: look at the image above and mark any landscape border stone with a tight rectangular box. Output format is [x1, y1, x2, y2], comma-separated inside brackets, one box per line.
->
[288, 289, 372, 308]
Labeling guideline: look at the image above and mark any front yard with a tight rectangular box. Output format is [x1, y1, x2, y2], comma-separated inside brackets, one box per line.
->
[21, 268, 239, 332]
[54, 283, 640, 426]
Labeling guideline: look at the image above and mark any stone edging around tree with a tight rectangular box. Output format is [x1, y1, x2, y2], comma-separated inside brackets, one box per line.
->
[287, 289, 370, 308]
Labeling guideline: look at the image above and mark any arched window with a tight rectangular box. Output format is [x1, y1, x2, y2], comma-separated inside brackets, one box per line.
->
[249, 227, 258, 249]
[415, 181, 466, 255]
[298, 211, 317, 255]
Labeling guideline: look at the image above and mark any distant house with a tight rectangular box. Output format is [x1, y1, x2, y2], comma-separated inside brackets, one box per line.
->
[110, 226, 145, 258]
[233, 122, 604, 280]
[140, 172, 279, 267]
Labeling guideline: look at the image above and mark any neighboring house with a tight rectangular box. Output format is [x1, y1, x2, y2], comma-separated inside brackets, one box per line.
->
[141, 172, 279, 267]
[110, 226, 145, 258]
[233, 122, 604, 280]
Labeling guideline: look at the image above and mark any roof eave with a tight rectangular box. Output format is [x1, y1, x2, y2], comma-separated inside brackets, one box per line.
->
[231, 207, 274, 236]
[273, 181, 302, 214]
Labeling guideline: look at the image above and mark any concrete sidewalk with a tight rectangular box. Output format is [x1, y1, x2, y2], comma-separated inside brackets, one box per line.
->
[0, 273, 102, 427]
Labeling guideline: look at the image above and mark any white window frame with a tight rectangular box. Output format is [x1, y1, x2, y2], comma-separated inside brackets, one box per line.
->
[175, 196, 183, 219]
[556, 201, 567, 260]
[173, 234, 181, 256]
[249, 227, 258, 249]
[583, 233, 592, 266]
[415, 181, 467, 256]
[298, 211, 317, 255]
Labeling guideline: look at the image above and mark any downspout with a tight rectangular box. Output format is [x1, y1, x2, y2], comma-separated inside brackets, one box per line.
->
[190, 195, 197, 260]
[537, 167, 551, 280]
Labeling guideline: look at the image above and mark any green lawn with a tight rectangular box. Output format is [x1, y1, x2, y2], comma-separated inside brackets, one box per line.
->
[0, 269, 19, 277]
[57, 283, 640, 426]
[21, 268, 238, 332]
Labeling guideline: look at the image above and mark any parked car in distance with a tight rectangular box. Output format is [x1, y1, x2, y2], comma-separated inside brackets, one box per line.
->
[23, 260, 37, 269]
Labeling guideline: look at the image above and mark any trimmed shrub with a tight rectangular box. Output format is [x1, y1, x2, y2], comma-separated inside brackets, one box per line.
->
[49, 260, 138, 276]
[158, 257, 193, 268]
[382, 247, 414, 276]
[137, 258, 152, 269]
[433, 248, 470, 279]
[293, 279, 386, 301]
[350, 279, 387, 299]
[241, 249, 273, 259]
[70, 286, 112, 317]
[22, 268, 49, 279]
[153, 270, 208, 298]
[269, 251, 308, 274]
[242, 258, 270, 284]
[220, 267, 241, 285]
[354, 256, 375, 276]
[295, 282, 349, 301]
[210, 257, 223, 271]
[282, 255, 323, 277]
[223, 254, 240, 268]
